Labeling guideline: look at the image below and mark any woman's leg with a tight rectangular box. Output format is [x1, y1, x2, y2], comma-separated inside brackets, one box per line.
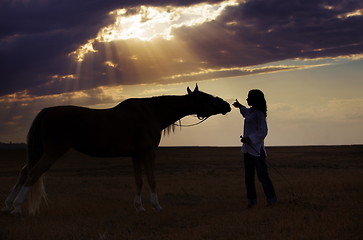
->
[254, 153, 277, 204]
[244, 153, 256, 206]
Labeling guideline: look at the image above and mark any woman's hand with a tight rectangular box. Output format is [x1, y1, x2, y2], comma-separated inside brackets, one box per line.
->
[240, 136, 251, 144]
[233, 99, 242, 108]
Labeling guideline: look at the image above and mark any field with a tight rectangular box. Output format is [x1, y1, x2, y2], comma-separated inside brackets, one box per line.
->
[0, 146, 362, 240]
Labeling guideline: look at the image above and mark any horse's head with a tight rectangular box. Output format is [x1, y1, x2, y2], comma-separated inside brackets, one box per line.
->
[187, 84, 231, 118]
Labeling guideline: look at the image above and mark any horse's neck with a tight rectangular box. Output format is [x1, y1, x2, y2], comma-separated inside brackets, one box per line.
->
[149, 95, 196, 129]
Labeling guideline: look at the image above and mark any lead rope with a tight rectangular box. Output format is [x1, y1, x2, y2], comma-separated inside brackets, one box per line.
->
[245, 141, 299, 204]
[265, 158, 298, 204]
[172, 116, 209, 127]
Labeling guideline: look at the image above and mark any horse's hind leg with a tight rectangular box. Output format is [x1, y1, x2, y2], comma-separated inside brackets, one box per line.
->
[2, 165, 29, 213]
[12, 151, 64, 215]
[132, 158, 145, 212]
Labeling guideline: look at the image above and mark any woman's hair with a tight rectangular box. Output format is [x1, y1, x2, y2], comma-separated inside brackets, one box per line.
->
[248, 89, 267, 117]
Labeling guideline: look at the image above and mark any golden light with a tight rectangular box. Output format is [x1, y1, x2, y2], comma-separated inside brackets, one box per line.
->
[105, 61, 118, 68]
[71, 0, 239, 62]
[69, 39, 98, 62]
[337, 9, 363, 19]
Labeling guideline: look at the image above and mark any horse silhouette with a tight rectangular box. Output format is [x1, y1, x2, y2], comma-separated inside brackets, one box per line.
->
[2, 85, 231, 215]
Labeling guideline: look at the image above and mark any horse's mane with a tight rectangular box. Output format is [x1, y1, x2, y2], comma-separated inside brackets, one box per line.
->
[117, 95, 184, 136]
[147, 95, 185, 136]
[163, 120, 181, 136]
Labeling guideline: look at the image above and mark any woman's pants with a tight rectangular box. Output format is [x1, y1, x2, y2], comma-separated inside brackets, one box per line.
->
[244, 151, 276, 204]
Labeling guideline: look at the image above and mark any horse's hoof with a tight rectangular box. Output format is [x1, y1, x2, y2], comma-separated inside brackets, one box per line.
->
[135, 201, 146, 213]
[152, 205, 163, 212]
[1, 206, 13, 214]
[11, 210, 21, 216]
[135, 206, 146, 213]
[10, 208, 22, 216]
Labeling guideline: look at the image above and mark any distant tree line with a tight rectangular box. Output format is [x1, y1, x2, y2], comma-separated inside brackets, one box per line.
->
[0, 142, 27, 150]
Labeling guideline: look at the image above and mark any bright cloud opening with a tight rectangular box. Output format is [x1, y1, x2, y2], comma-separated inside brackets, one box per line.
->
[71, 0, 239, 62]
[337, 9, 363, 19]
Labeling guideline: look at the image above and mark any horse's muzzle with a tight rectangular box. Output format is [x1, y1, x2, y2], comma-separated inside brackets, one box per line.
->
[222, 104, 231, 115]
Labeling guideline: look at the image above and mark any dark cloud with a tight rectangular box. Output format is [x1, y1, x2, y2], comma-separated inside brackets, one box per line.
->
[0, 0, 115, 95]
[179, 0, 363, 68]
[0, 0, 223, 96]
[1, 0, 362, 97]
[0, 0, 213, 37]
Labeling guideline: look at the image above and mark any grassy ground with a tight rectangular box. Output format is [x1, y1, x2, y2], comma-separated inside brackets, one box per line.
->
[0, 146, 362, 240]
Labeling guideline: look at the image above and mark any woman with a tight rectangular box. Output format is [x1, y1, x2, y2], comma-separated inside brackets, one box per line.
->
[233, 89, 277, 208]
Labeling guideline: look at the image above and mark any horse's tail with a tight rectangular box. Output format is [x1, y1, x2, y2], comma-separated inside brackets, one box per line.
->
[28, 175, 47, 215]
[27, 108, 49, 215]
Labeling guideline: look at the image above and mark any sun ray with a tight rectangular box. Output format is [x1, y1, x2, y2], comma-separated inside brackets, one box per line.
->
[65, 0, 241, 99]
[71, 0, 239, 62]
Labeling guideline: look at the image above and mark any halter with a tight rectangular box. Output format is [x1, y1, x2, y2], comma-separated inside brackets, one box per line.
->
[172, 115, 209, 127]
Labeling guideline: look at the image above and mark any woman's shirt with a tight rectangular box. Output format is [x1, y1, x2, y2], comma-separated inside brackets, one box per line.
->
[239, 106, 268, 157]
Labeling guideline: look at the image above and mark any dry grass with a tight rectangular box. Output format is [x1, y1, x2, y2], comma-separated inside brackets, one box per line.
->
[0, 146, 362, 240]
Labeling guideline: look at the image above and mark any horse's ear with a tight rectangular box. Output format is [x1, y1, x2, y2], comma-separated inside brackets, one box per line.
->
[194, 83, 199, 92]
[187, 87, 192, 95]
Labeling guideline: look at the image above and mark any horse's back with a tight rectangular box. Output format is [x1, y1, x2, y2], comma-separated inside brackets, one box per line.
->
[35, 103, 161, 157]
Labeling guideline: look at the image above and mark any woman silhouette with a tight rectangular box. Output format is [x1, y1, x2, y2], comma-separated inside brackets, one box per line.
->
[233, 89, 277, 208]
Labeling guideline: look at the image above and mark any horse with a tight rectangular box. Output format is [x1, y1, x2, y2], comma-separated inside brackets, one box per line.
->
[1, 85, 231, 215]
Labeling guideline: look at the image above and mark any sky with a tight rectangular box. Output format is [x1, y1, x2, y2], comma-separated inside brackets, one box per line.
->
[1, 0, 363, 146]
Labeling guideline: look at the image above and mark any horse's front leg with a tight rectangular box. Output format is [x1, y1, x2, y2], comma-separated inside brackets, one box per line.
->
[132, 158, 145, 212]
[143, 151, 162, 211]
